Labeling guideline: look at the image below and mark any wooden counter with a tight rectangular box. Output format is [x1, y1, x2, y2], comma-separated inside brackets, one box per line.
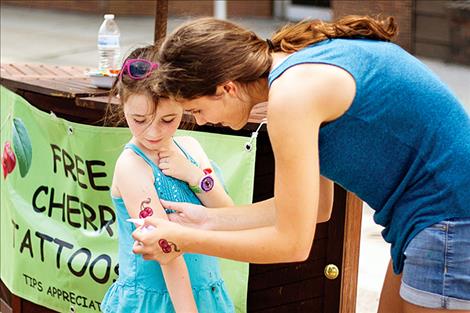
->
[0, 63, 362, 313]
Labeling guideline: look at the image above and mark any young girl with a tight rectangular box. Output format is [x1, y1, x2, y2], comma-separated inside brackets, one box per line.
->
[100, 46, 234, 313]
[133, 17, 470, 312]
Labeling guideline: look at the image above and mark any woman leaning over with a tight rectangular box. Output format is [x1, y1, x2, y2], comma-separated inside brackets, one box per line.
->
[133, 15, 470, 312]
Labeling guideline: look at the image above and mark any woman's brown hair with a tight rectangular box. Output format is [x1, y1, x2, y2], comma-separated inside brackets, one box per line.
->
[156, 17, 271, 100]
[156, 15, 397, 100]
[271, 15, 397, 53]
[103, 45, 159, 126]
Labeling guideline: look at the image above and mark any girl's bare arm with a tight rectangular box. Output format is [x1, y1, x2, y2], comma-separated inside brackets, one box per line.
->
[115, 151, 197, 312]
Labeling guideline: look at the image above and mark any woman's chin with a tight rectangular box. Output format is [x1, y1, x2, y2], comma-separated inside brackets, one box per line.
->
[225, 122, 242, 130]
[230, 118, 249, 130]
[231, 124, 244, 130]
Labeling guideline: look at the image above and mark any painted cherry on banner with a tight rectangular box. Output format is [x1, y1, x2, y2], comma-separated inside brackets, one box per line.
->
[2, 141, 16, 179]
[2, 117, 33, 179]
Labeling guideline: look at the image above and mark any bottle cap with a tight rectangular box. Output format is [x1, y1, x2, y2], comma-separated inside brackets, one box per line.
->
[104, 14, 115, 19]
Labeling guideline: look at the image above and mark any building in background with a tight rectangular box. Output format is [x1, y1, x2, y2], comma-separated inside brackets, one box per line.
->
[2, 0, 468, 65]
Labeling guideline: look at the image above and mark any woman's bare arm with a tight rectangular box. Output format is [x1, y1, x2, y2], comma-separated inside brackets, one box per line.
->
[317, 176, 334, 223]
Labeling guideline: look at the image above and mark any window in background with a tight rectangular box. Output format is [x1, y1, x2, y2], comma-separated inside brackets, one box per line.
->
[275, 0, 332, 21]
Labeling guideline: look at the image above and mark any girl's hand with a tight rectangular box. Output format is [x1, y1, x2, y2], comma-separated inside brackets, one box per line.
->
[161, 199, 210, 230]
[132, 216, 184, 264]
[158, 148, 202, 185]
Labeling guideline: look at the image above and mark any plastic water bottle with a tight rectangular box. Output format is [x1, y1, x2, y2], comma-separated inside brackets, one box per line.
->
[97, 14, 120, 72]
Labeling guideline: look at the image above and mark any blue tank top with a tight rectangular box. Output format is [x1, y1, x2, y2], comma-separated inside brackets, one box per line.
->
[101, 142, 234, 313]
[268, 38, 470, 274]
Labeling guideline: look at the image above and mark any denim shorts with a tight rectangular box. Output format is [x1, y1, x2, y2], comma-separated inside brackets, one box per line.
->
[400, 217, 470, 310]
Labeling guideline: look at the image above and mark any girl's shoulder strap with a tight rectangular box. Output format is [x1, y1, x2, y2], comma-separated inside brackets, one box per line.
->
[124, 143, 159, 176]
[172, 137, 199, 167]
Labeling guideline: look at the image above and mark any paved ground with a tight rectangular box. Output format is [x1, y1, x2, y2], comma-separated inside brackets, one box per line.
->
[1, 5, 469, 313]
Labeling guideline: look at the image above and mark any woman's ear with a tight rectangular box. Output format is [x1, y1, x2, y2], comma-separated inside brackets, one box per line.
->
[213, 85, 225, 98]
[220, 81, 238, 97]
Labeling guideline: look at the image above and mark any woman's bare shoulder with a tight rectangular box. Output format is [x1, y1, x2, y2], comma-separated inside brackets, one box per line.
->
[269, 63, 356, 123]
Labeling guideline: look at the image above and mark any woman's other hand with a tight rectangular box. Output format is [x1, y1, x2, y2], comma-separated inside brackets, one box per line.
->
[162, 199, 211, 230]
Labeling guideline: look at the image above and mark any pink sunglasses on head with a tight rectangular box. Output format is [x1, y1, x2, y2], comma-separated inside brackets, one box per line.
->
[118, 59, 159, 80]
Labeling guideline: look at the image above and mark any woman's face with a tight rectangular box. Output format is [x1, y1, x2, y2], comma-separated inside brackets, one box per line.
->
[179, 85, 252, 130]
[124, 94, 183, 151]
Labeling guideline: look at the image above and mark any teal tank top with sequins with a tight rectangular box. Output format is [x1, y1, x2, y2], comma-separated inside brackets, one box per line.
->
[101, 142, 234, 313]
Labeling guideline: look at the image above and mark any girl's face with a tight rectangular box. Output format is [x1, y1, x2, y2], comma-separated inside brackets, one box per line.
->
[124, 94, 183, 151]
[179, 85, 253, 130]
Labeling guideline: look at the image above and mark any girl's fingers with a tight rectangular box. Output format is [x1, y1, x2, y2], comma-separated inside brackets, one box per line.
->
[158, 162, 170, 170]
[158, 157, 169, 164]
[158, 150, 171, 158]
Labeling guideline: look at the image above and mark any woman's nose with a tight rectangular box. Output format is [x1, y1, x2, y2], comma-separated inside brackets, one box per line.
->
[195, 115, 207, 126]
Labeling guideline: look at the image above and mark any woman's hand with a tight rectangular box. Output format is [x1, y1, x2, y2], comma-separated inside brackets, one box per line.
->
[132, 216, 184, 264]
[158, 148, 202, 186]
[162, 199, 211, 230]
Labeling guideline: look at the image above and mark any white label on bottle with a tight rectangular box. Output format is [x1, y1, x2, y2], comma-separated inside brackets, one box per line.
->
[98, 36, 119, 47]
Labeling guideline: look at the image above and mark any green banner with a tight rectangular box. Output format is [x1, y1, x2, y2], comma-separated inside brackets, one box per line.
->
[0, 86, 256, 313]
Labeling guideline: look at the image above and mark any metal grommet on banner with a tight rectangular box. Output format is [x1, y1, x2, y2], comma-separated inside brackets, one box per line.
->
[67, 125, 74, 135]
[70, 306, 76, 313]
[245, 118, 267, 152]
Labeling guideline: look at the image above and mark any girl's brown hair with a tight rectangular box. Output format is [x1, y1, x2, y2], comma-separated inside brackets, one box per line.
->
[103, 45, 159, 126]
[156, 15, 397, 100]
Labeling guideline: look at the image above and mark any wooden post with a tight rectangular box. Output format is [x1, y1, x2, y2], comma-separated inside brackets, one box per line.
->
[154, 0, 168, 43]
[339, 193, 363, 313]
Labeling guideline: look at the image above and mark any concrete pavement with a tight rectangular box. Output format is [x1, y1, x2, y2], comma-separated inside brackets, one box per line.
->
[1, 5, 469, 313]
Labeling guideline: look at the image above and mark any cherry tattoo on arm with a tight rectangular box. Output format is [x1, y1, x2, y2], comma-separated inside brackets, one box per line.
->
[139, 198, 154, 218]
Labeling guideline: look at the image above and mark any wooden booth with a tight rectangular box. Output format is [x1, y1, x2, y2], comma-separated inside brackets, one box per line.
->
[0, 62, 362, 313]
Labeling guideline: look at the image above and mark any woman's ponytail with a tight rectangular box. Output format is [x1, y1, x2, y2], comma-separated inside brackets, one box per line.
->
[270, 15, 398, 53]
